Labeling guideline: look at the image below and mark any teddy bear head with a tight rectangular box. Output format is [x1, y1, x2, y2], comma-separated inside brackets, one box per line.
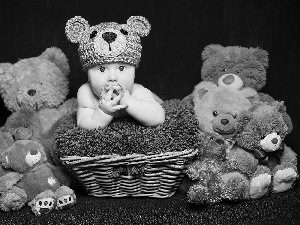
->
[0, 140, 47, 173]
[193, 82, 259, 139]
[1, 106, 42, 142]
[65, 16, 151, 70]
[0, 47, 70, 112]
[236, 101, 292, 155]
[201, 44, 269, 91]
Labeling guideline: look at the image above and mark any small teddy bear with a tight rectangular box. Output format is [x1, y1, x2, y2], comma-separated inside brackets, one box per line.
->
[199, 44, 271, 101]
[235, 101, 298, 198]
[0, 47, 77, 135]
[186, 132, 252, 205]
[0, 140, 76, 215]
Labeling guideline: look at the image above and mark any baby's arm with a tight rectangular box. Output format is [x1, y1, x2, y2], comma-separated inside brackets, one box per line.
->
[77, 83, 114, 129]
[121, 85, 165, 127]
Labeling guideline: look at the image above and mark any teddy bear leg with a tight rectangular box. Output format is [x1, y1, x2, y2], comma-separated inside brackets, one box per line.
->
[55, 185, 76, 210]
[249, 165, 272, 199]
[0, 186, 27, 212]
[221, 172, 250, 201]
[187, 183, 212, 205]
[28, 190, 56, 216]
[272, 163, 298, 193]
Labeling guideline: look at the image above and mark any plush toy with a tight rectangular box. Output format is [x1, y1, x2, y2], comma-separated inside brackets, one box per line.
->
[186, 132, 252, 205]
[235, 101, 298, 198]
[199, 44, 273, 102]
[0, 106, 76, 187]
[0, 47, 77, 134]
[0, 140, 76, 215]
[192, 82, 259, 138]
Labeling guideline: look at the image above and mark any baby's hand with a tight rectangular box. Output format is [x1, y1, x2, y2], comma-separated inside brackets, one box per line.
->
[99, 88, 127, 115]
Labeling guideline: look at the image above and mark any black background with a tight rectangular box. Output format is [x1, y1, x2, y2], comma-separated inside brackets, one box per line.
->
[1, 1, 300, 224]
[1, 0, 299, 153]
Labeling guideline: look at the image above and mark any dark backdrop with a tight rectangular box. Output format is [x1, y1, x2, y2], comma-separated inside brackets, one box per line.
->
[0, 0, 299, 152]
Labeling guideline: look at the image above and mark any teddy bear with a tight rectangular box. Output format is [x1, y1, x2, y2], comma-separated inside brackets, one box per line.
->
[0, 47, 77, 135]
[0, 106, 77, 188]
[185, 131, 254, 205]
[199, 44, 274, 102]
[192, 81, 259, 139]
[235, 101, 298, 198]
[0, 140, 76, 215]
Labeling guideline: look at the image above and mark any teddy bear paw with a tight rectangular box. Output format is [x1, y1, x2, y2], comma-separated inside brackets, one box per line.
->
[55, 186, 76, 210]
[249, 173, 272, 199]
[28, 190, 56, 216]
[56, 194, 76, 210]
[273, 167, 298, 193]
[31, 197, 55, 216]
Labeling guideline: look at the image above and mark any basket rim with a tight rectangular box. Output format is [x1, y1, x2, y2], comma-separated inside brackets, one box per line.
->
[60, 148, 198, 164]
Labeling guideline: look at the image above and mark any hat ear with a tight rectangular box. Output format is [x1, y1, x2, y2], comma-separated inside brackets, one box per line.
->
[127, 16, 151, 37]
[65, 16, 90, 44]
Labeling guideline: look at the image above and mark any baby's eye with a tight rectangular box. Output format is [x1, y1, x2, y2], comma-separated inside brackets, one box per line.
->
[98, 66, 106, 72]
[119, 66, 125, 71]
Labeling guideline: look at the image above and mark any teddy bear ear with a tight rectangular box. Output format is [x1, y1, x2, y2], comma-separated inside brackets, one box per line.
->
[250, 47, 269, 69]
[193, 81, 217, 101]
[65, 16, 90, 44]
[39, 47, 70, 76]
[276, 101, 293, 134]
[127, 16, 151, 37]
[201, 44, 223, 61]
[240, 87, 259, 104]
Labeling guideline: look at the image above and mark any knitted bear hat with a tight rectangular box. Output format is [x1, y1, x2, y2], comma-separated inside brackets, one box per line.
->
[65, 16, 151, 70]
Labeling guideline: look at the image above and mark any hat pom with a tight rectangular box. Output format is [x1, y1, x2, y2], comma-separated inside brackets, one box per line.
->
[65, 16, 90, 43]
[127, 16, 151, 37]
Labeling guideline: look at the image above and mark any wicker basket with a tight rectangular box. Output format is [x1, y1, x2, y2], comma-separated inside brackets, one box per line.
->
[60, 148, 198, 198]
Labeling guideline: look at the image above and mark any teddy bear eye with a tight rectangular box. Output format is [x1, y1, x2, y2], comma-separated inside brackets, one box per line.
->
[222, 68, 227, 72]
[120, 29, 128, 35]
[24, 124, 28, 128]
[90, 30, 98, 39]
[213, 111, 218, 117]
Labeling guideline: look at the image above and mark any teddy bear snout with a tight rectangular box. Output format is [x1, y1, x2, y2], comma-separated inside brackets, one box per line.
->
[102, 32, 117, 44]
[27, 89, 36, 96]
[218, 73, 244, 90]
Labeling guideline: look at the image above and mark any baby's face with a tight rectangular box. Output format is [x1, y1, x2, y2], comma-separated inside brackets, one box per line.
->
[88, 63, 135, 97]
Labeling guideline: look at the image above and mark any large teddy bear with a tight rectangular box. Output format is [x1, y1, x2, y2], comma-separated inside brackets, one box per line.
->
[199, 44, 273, 103]
[0, 140, 76, 215]
[0, 47, 77, 135]
[235, 101, 298, 198]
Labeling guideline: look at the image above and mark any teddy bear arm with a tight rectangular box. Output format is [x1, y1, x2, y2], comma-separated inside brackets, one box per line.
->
[258, 92, 275, 103]
[279, 144, 297, 166]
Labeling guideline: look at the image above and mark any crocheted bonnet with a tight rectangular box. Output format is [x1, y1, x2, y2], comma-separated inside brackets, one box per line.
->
[65, 16, 151, 70]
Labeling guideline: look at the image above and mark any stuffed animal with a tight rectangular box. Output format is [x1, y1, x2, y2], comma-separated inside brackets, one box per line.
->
[192, 82, 259, 139]
[199, 44, 273, 102]
[0, 106, 76, 187]
[235, 101, 298, 198]
[0, 140, 76, 215]
[0, 47, 77, 134]
[186, 132, 252, 205]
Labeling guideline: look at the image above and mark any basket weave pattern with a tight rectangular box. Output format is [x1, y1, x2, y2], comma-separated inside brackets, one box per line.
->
[61, 148, 198, 198]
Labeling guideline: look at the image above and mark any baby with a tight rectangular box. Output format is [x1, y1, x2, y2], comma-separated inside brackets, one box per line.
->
[65, 16, 165, 129]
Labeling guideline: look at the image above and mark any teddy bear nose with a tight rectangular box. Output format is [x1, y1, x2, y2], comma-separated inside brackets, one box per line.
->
[271, 137, 278, 144]
[28, 89, 36, 96]
[30, 149, 38, 155]
[222, 75, 235, 85]
[221, 119, 229, 125]
[102, 32, 117, 44]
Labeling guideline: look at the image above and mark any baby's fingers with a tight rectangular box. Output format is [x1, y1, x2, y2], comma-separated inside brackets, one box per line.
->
[113, 104, 128, 110]
[111, 93, 123, 104]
